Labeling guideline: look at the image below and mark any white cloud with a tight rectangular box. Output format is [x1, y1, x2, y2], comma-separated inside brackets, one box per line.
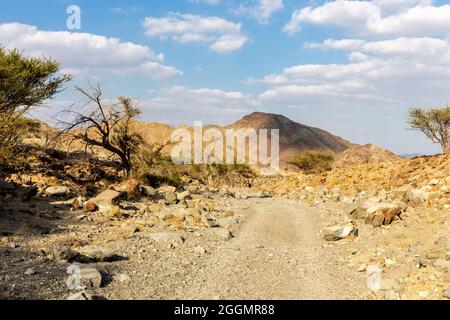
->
[252, 37, 450, 109]
[233, 0, 284, 24]
[141, 86, 255, 124]
[283, 0, 450, 38]
[0, 23, 182, 79]
[143, 13, 248, 53]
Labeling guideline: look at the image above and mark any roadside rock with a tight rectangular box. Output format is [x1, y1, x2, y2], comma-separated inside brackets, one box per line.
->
[67, 291, 92, 301]
[86, 189, 124, 213]
[212, 228, 233, 240]
[140, 185, 156, 198]
[66, 263, 103, 289]
[321, 224, 358, 241]
[77, 245, 124, 263]
[45, 186, 73, 198]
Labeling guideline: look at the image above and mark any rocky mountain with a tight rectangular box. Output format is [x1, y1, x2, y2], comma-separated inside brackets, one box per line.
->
[33, 112, 399, 169]
[226, 112, 353, 166]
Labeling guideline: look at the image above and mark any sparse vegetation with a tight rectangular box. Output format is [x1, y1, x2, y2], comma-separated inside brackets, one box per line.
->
[408, 107, 450, 154]
[57, 84, 143, 176]
[0, 48, 70, 165]
[288, 150, 335, 174]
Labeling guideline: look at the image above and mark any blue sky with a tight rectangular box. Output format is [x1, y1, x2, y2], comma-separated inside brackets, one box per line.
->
[1, 0, 450, 154]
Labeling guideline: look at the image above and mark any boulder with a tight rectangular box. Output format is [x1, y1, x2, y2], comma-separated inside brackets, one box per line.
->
[86, 189, 124, 213]
[66, 263, 103, 289]
[45, 186, 73, 198]
[212, 228, 233, 240]
[321, 224, 358, 241]
[140, 185, 156, 197]
[365, 202, 404, 227]
[349, 197, 382, 220]
[77, 245, 123, 263]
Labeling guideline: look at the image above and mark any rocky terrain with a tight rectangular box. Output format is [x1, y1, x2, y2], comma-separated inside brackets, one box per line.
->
[0, 113, 448, 301]
[0, 150, 448, 300]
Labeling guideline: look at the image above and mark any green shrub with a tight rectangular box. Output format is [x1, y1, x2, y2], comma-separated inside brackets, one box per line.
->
[288, 150, 335, 174]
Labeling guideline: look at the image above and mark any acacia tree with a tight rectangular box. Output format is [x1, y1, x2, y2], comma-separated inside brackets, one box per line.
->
[0, 48, 70, 163]
[408, 107, 450, 154]
[58, 84, 143, 175]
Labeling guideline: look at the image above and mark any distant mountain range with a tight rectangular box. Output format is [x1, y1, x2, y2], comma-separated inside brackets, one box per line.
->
[132, 111, 400, 169]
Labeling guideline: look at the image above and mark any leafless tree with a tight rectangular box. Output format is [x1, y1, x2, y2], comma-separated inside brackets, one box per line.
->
[57, 83, 143, 175]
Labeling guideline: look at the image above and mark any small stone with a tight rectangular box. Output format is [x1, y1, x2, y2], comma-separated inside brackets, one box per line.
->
[45, 186, 72, 198]
[24, 268, 35, 275]
[67, 291, 92, 301]
[84, 201, 98, 213]
[212, 228, 233, 240]
[194, 246, 206, 255]
[77, 245, 123, 263]
[66, 263, 103, 289]
[321, 224, 358, 241]
[117, 273, 131, 283]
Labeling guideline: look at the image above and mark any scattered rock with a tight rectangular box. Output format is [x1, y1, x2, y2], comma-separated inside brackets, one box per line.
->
[66, 263, 103, 289]
[140, 185, 156, 197]
[77, 245, 123, 263]
[67, 291, 92, 301]
[321, 224, 358, 241]
[51, 246, 79, 263]
[45, 186, 73, 198]
[24, 268, 35, 275]
[86, 189, 124, 213]
[212, 228, 233, 240]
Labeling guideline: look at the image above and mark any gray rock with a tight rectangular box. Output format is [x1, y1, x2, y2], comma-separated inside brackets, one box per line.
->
[45, 186, 73, 198]
[24, 268, 35, 275]
[66, 263, 103, 289]
[77, 245, 123, 263]
[212, 228, 233, 240]
[140, 185, 156, 197]
[67, 291, 92, 301]
[147, 232, 184, 245]
[51, 246, 79, 263]
[366, 265, 383, 292]
[87, 189, 124, 213]
[321, 224, 358, 241]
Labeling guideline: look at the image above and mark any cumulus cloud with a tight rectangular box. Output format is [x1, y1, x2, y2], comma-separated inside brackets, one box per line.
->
[143, 13, 248, 54]
[141, 86, 255, 124]
[233, 0, 284, 24]
[283, 0, 450, 38]
[0, 23, 182, 79]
